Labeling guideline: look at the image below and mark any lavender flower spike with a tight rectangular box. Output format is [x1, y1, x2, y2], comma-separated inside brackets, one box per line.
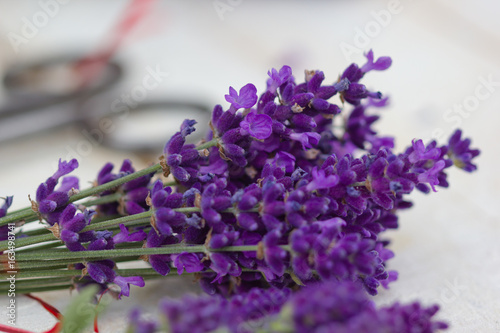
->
[126, 281, 447, 333]
[447, 129, 480, 172]
[35, 158, 79, 224]
[291, 281, 447, 333]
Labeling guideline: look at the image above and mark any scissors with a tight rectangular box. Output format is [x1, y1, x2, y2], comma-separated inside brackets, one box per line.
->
[0, 54, 211, 153]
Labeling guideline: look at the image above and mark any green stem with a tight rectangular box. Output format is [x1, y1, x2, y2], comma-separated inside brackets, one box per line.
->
[0, 268, 262, 290]
[0, 205, 205, 251]
[10, 244, 287, 262]
[0, 209, 35, 227]
[164, 180, 176, 187]
[11, 245, 205, 261]
[195, 138, 219, 150]
[0, 277, 73, 290]
[0, 268, 159, 280]
[84, 211, 152, 231]
[0, 233, 55, 252]
[2, 207, 31, 219]
[15, 241, 63, 253]
[80, 192, 124, 207]
[1, 256, 140, 272]
[20, 214, 122, 237]
[69, 164, 162, 202]
[11, 284, 74, 294]
[0, 214, 150, 251]
[0, 274, 180, 295]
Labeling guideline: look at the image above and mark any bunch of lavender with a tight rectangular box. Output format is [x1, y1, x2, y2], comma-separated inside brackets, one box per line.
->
[0, 50, 479, 332]
[128, 280, 447, 333]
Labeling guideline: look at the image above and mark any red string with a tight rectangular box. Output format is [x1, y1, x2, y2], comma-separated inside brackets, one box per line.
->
[0, 295, 62, 333]
[93, 287, 113, 333]
[0, 323, 37, 333]
[24, 294, 62, 320]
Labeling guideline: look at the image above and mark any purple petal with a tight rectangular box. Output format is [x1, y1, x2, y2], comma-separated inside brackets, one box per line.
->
[240, 111, 273, 140]
[52, 159, 79, 180]
[113, 275, 145, 298]
[173, 252, 204, 274]
[149, 255, 171, 276]
[225, 84, 258, 109]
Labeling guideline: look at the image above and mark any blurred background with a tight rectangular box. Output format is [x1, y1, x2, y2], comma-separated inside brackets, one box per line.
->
[0, 0, 499, 331]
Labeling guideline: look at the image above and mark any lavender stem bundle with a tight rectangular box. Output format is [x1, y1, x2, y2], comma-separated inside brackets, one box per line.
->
[0, 50, 480, 332]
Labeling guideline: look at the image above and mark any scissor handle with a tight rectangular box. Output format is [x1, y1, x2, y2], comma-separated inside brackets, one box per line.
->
[0, 54, 123, 143]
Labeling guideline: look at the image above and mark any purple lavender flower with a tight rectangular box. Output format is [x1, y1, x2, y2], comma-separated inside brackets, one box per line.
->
[360, 50, 392, 74]
[127, 281, 446, 333]
[291, 281, 447, 333]
[271, 151, 296, 174]
[267, 65, 293, 94]
[57, 204, 95, 245]
[402, 139, 453, 192]
[305, 167, 339, 191]
[340, 51, 390, 105]
[0, 196, 13, 242]
[35, 158, 79, 224]
[345, 97, 394, 152]
[85, 260, 145, 298]
[263, 230, 288, 276]
[163, 120, 200, 183]
[342, 50, 392, 83]
[447, 129, 480, 172]
[225, 83, 258, 111]
[209, 252, 242, 282]
[114, 276, 145, 298]
[51, 203, 148, 297]
[161, 293, 228, 333]
[149, 180, 186, 236]
[218, 127, 251, 168]
[172, 252, 205, 274]
[113, 224, 147, 244]
[158, 287, 290, 333]
[0, 196, 12, 218]
[96, 159, 153, 216]
[291, 280, 371, 332]
[239, 110, 273, 140]
[128, 308, 158, 333]
[200, 180, 232, 226]
[290, 218, 394, 294]
[408, 139, 442, 164]
[143, 228, 180, 276]
[289, 131, 321, 149]
[320, 155, 368, 215]
[417, 160, 446, 192]
[69, 232, 146, 298]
